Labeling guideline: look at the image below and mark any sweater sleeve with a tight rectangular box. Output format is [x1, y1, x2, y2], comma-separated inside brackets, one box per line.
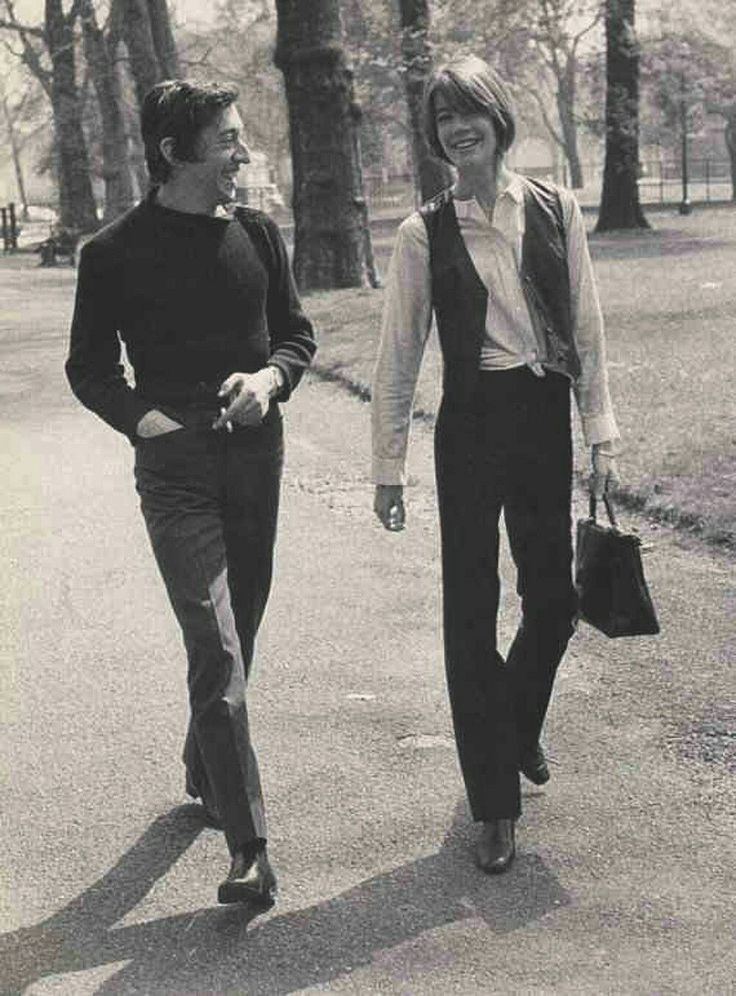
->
[65, 240, 154, 441]
[259, 214, 317, 401]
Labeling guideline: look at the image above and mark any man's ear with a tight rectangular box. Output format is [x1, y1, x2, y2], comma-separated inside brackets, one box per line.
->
[159, 136, 177, 167]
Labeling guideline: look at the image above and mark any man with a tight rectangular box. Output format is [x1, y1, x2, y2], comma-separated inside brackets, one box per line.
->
[66, 80, 316, 906]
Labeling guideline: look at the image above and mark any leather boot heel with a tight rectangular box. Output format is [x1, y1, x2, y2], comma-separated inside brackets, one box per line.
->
[476, 819, 516, 875]
[520, 742, 550, 785]
[218, 848, 277, 906]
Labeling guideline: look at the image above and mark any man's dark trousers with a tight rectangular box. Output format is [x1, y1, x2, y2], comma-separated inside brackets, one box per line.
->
[434, 367, 578, 822]
[134, 407, 283, 856]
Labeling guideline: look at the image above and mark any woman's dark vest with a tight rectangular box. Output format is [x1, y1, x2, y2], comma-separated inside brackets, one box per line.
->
[419, 176, 581, 404]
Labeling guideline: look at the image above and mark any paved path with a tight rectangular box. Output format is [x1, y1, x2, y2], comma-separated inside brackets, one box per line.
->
[1, 258, 734, 994]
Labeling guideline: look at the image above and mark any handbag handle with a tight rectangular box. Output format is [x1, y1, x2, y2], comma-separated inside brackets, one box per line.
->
[588, 491, 618, 529]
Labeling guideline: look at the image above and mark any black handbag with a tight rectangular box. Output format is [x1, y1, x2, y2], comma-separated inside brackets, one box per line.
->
[574, 493, 660, 638]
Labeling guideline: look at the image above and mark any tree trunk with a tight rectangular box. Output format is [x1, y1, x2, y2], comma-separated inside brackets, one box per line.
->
[556, 61, 584, 189]
[349, 103, 382, 287]
[109, 1, 150, 199]
[397, 0, 452, 202]
[146, 0, 180, 77]
[1, 95, 30, 220]
[274, 0, 377, 290]
[119, 0, 164, 109]
[81, 0, 136, 222]
[595, 0, 648, 232]
[45, 0, 99, 232]
[130, 138, 150, 198]
[725, 111, 736, 202]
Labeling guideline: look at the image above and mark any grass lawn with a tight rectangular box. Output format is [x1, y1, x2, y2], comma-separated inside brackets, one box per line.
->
[304, 204, 736, 549]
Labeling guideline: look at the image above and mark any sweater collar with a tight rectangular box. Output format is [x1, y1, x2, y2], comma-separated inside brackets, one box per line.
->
[145, 187, 233, 224]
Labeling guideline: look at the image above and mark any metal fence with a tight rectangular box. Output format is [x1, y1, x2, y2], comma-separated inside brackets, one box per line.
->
[636, 158, 733, 205]
[363, 159, 734, 212]
[364, 173, 416, 211]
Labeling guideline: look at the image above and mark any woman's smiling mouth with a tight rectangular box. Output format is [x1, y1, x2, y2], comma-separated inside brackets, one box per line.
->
[451, 136, 481, 151]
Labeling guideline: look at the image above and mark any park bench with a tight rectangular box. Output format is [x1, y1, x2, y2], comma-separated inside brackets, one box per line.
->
[36, 226, 80, 266]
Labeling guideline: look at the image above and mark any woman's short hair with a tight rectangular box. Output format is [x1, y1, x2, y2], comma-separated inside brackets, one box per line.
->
[141, 79, 240, 184]
[424, 55, 516, 163]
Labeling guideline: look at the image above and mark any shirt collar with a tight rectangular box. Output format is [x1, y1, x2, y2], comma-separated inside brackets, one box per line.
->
[453, 171, 524, 220]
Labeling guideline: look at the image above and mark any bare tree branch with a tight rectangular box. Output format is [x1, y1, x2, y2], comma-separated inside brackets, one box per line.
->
[0, 0, 52, 95]
[571, 5, 604, 50]
[178, 45, 215, 70]
[0, 17, 44, 36]
[1, 34, 25, 59]
[528, 83, 566, 150]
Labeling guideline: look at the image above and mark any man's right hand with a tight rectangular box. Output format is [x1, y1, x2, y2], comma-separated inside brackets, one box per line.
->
[136, 409, 183, 439]
[374, 484, 405, 532]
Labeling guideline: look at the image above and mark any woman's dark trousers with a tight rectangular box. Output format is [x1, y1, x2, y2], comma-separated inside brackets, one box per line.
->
[134, 413, 283, 855]
[435, 368, 577, 822]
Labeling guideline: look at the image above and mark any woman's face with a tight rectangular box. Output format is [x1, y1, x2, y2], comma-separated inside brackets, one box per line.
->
[434, 94, 499, 172]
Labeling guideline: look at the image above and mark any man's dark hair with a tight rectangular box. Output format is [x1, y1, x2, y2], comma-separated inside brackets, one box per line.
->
[424, 55, 516, 164]
[141, 79, 240, 184]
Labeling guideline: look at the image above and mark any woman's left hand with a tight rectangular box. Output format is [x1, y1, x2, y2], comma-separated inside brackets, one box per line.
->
[590, 443, 619, 498]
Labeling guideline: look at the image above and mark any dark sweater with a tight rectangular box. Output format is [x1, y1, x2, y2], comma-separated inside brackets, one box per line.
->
[66, 194, 317, 441]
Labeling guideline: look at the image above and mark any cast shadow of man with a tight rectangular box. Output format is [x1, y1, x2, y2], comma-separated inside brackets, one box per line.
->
[1, 798, 569, 994]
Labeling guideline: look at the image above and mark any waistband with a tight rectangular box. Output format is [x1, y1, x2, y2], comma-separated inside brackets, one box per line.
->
[137, 379, 222, 408]
[473, 365, 568, 391]
[441, 365, 570, 414]
[136, 380, 281, 424]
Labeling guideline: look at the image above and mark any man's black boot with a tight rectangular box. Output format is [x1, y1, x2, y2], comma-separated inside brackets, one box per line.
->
[217, 846, 277, 906]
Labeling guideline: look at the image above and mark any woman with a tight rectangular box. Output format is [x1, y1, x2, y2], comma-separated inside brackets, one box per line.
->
[372, 55, 619, 873]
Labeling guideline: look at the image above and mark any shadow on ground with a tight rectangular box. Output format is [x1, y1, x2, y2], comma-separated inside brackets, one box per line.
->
[1, 803, 568, 994]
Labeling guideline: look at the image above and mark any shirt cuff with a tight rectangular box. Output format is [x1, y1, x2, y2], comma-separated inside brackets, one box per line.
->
[372, 455, 408, 486]
[266, 358, 292, 401]
[580, 411, 620, 447]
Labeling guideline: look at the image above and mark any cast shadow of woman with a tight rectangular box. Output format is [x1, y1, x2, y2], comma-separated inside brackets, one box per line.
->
[0, 798, 568, 994]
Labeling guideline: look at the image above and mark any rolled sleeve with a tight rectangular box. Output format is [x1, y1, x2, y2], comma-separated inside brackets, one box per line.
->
[371, 214, 433, 485]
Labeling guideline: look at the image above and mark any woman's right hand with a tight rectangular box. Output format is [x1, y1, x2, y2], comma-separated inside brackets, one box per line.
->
[374, 484, 405, 532]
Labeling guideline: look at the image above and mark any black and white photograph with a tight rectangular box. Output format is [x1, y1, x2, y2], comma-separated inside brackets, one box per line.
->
[1, 0, 734, 992]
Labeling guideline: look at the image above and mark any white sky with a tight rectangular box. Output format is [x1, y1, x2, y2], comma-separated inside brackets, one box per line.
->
[8, 0, 678, 29]
[170, 0, 218, 26]
[153, 0, 217, 31]
[10, 0, 216, 27]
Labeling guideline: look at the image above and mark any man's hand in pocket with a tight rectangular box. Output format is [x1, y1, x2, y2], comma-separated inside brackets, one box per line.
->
[136, 410, 183, 439]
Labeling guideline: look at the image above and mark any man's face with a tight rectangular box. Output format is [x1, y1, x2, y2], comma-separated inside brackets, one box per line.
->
[181, 104, 251, 209]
